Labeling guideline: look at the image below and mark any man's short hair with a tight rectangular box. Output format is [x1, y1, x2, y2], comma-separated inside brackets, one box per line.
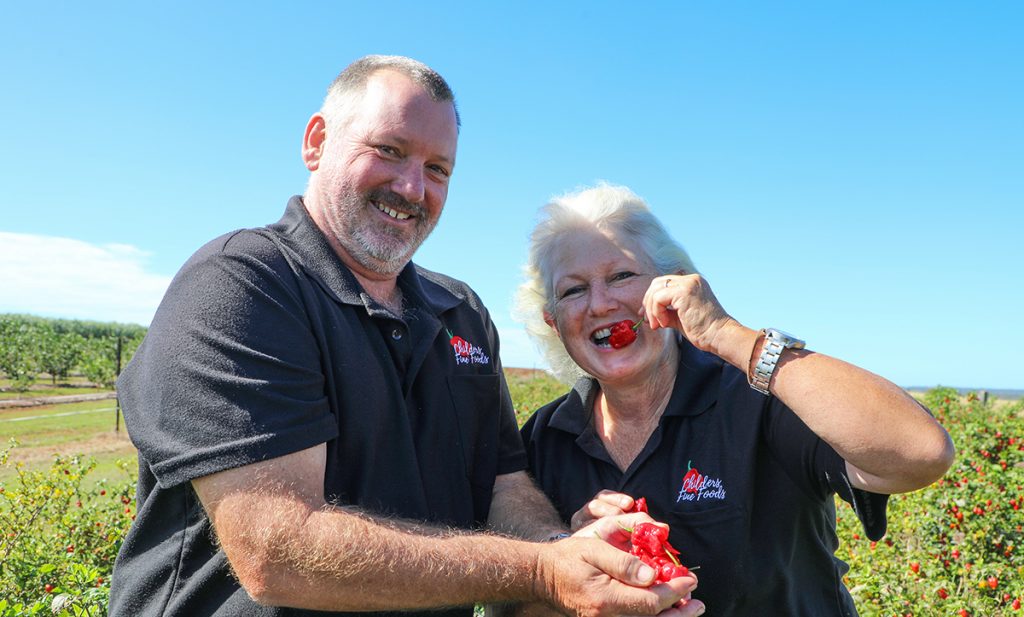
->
[322, 55, 460, 128]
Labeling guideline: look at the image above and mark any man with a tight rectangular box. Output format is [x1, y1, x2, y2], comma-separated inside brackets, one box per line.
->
[110, 55, 700, 616]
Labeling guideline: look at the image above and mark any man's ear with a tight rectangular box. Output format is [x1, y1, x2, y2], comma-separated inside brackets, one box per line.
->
[543, 311, 561, 339]
[302, 113, 327, 171]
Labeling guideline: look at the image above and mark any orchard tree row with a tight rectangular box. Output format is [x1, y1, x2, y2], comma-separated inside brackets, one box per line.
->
[0, 314, 146, 391]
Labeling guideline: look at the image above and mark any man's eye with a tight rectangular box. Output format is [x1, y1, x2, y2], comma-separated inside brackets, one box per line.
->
[376, 145, 399, 156]
[428, 164, 450, 178]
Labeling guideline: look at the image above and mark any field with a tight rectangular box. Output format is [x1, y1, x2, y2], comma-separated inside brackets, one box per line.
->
[1, 373, 1022, 616]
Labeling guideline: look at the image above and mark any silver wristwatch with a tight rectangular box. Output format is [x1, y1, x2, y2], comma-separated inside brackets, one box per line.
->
[749, 328, 805, 395]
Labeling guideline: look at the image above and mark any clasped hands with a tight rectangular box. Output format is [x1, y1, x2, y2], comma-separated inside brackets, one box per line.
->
[531, 492, 704, 617]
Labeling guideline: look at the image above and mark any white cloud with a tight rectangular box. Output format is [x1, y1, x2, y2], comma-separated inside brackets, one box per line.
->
[0, 232, 171, 326]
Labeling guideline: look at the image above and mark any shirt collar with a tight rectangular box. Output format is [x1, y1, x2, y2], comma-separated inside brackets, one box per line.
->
[547, 336, 722, 436]
[267, 195, 462, 316]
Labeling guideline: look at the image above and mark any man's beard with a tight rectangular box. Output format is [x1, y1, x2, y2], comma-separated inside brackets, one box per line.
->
[328, 186, 437, 276]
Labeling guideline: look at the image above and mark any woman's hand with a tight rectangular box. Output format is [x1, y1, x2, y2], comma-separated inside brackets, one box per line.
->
[639, 277, 953, 495]
[641, 274, 739, 355]
[570, 490, 640, 531]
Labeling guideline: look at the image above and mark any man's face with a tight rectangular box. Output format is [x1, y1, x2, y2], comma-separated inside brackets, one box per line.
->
[310, 70, 458, 277]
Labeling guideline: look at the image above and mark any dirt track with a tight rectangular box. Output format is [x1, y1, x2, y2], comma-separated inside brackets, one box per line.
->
[5, 431, 135, 466]
[0, 391, 117, 410]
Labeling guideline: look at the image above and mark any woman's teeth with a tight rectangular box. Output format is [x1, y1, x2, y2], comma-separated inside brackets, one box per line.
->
[592, 327, 612, 347]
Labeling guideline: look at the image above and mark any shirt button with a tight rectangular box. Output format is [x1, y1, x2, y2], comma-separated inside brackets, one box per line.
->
[391, 329, 403, 340]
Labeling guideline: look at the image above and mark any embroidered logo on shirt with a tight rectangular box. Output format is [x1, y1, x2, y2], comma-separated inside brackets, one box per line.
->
[676, 460, 726, 503]
[446, 329, 490, 365]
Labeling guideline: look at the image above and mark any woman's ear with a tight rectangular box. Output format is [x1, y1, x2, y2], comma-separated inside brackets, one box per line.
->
[302, 113, 327, 171]
[543, 311, 561, 339]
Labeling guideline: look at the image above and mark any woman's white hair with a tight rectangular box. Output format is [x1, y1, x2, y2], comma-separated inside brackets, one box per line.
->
[513, 184, 697, 384]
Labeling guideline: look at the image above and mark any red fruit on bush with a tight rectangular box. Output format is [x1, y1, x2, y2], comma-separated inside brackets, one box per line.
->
[44, 584, 54, 593]
[909, 562, 920, 574]
[1012, 597, 1020, 610]
[988, 576, 998, 589]
[937, 588, 949, 599]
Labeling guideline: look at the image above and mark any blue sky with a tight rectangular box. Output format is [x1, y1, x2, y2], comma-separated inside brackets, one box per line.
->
[2, 2, 1021, 390]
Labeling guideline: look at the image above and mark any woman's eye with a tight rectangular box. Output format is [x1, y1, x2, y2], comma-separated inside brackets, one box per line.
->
[559, 286, 585, 299]
[611, 271, 637, 282]
[376, 145, 399, 156]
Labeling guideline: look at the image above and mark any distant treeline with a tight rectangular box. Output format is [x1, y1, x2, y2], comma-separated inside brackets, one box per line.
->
[0, 314, 147, 391]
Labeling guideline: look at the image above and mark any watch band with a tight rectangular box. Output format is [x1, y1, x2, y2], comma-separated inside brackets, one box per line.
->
[749, 328, 805, 395]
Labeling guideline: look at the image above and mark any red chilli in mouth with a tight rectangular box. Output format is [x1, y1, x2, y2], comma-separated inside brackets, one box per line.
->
[608, 319, 641, 348]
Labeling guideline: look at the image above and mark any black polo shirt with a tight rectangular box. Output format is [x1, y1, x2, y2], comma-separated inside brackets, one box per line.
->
[521, 337, 888, 617]
[110, 196, 526, 617]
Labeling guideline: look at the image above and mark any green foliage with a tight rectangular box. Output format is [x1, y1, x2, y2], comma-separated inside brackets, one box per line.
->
[0, 318, 40, 392]
[837, 392, 1024, 616]
[505, 369, 568, 425]
[1, 314, 146, 341]
[34, 329, 85, 386]
[0, 314, 145, 390]
[0, 443, 136, 616]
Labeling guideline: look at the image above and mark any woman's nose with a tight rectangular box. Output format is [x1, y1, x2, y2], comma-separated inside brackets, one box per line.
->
[587, 283, 618, 315]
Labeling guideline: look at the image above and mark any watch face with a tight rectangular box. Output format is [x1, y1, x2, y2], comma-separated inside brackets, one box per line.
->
[767, 329, 805, 349]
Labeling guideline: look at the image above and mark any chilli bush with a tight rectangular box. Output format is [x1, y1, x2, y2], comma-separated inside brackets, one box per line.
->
[0, 444, 136, 616]
[837, 388, 1024, 616]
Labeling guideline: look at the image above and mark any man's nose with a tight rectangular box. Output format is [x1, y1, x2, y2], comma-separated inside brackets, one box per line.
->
[392, 162, 426, 205]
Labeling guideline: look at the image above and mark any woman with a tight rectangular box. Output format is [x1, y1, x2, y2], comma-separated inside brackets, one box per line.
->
[514, 184, 954, 615]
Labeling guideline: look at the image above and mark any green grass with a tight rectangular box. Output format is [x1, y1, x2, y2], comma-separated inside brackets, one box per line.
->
[0, 376, 111, 400]
[0, 399, 135, 484]
[0, 400, 125, 446]
[505, 368, 569, 424]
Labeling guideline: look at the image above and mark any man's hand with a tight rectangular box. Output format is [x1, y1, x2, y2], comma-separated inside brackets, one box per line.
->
[528, 513, 703, 617]
[535, 531, 701, 617]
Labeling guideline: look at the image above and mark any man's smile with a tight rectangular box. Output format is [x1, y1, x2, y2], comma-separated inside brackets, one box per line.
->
[373, 200, 413, 220]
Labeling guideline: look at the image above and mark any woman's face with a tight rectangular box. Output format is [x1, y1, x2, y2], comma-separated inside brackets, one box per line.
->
[546, 226, 670, 384]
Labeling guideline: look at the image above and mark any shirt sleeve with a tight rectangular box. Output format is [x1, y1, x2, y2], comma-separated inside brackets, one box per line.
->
[761, 396, 890, 540]
[117, 231, 337, 489]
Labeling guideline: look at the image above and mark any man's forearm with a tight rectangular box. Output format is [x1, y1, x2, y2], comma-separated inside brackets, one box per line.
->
[219, 494, 542, 611]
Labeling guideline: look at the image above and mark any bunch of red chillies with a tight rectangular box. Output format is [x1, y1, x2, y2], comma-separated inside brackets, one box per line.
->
[625, 497, 690, 583]
[608, 320, 638, 348]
